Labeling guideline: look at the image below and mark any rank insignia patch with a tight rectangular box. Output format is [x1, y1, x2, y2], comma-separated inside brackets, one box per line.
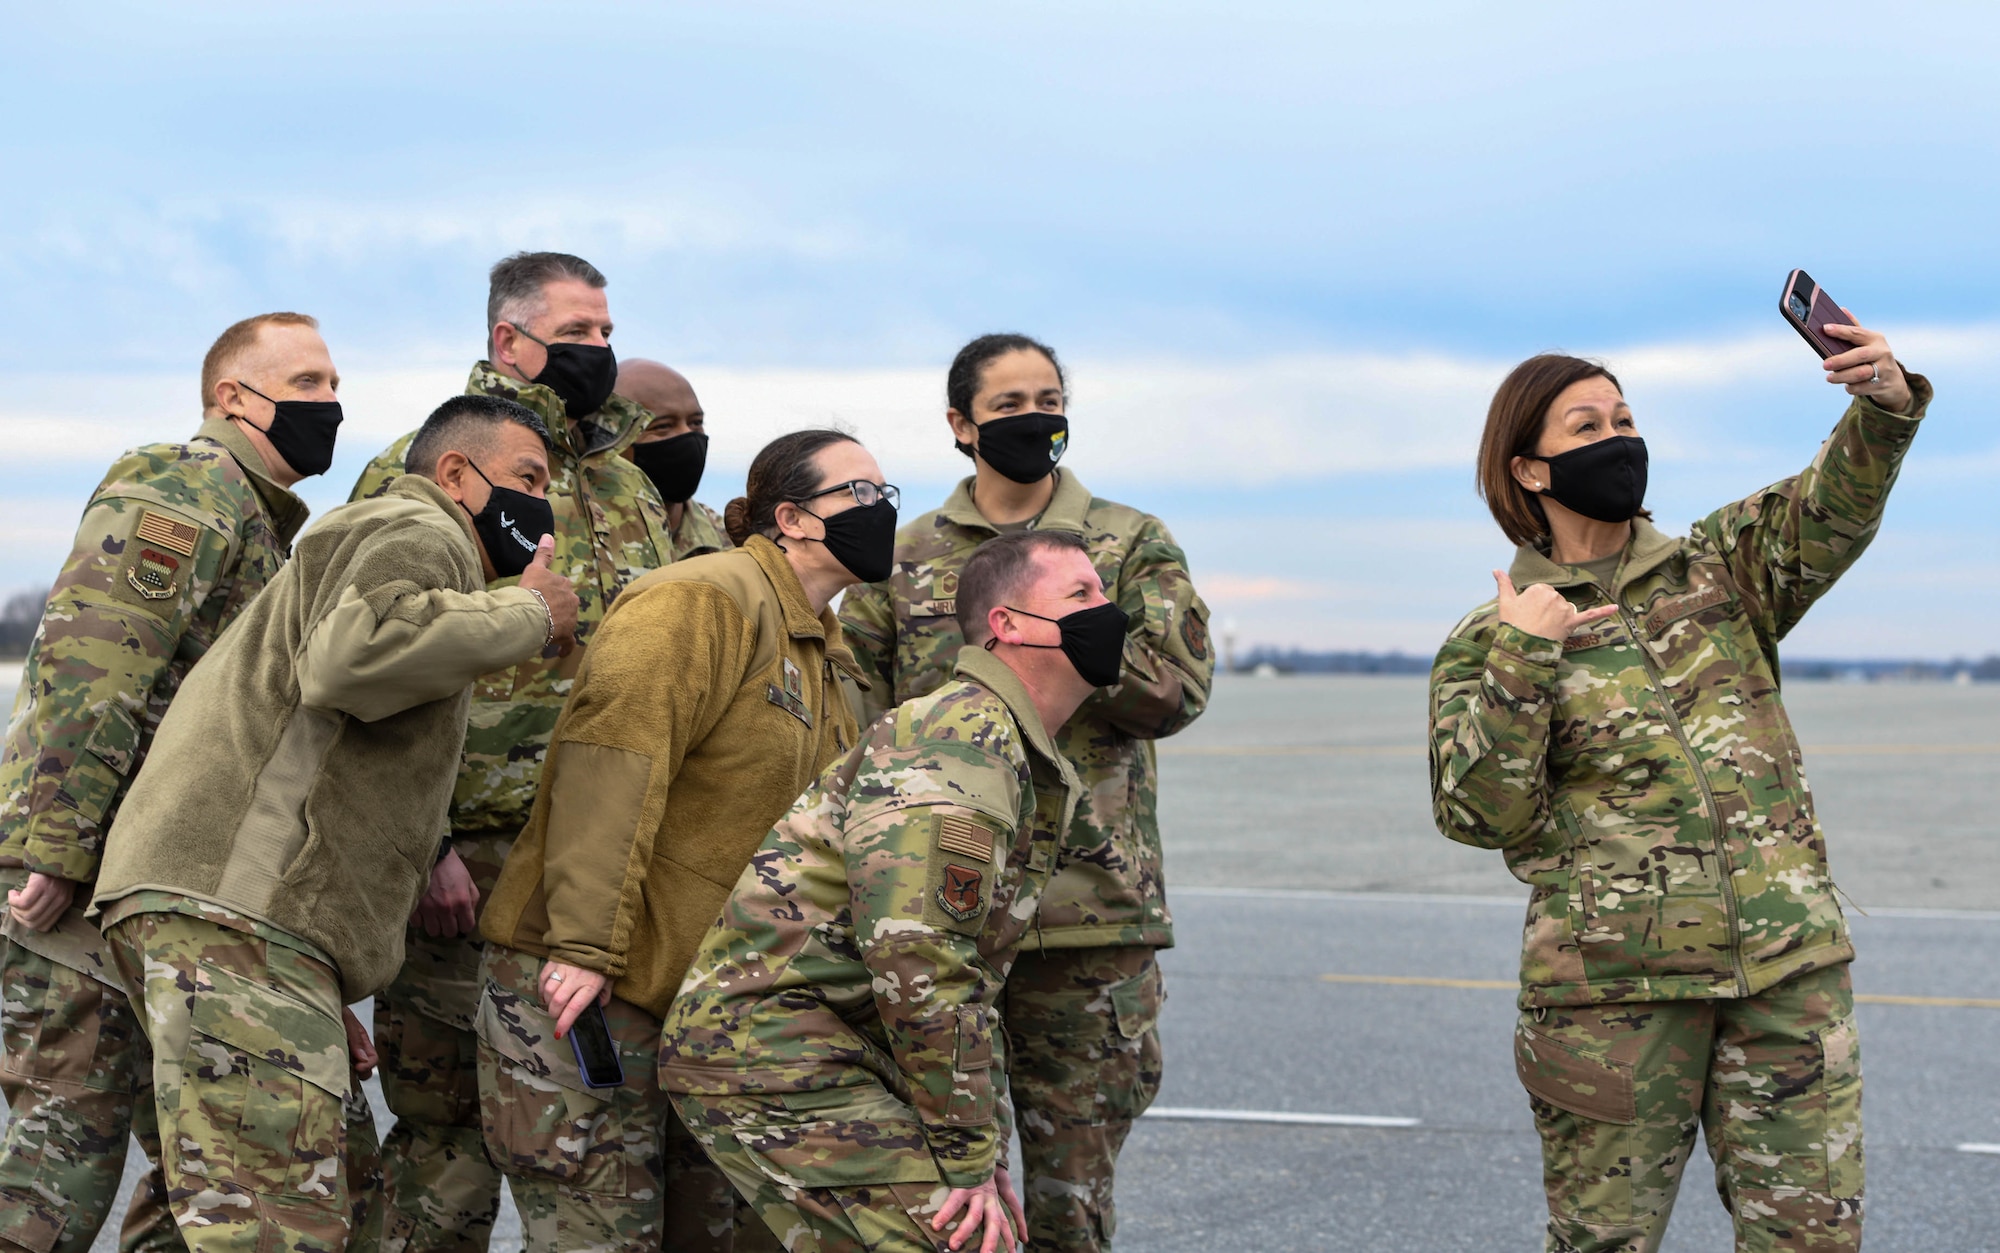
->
[935, 571, 958, 600]
[126, 548, 180, 600]
[134, 510, 201, 557]
[936, 864, 985, 922]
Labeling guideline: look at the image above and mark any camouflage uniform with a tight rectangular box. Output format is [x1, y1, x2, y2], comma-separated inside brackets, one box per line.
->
[1429, 380, 1930, 1252]
[838, 471, 1211, 1251]
[0, 419, 307, 1253]
[661, 645, 1082, 1253]
[100, 895, 354, 1253]
[348, 361, 672, 1253]
[671, 500, 732, 561]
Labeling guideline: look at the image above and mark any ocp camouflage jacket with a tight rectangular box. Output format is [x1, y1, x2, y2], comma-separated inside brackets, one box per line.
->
[349, 362, 673, 837]
[1429, 378, 1929, 1007]
[660, 646, 1080, 1190]
[839, 471, 1212, 950]
[1, 418, 308, 884]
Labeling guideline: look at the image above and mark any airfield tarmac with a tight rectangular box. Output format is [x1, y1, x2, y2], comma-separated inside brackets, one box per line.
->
[2, 667, 1989, 1251]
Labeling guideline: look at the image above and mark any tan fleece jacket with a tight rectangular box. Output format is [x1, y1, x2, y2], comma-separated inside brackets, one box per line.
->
[480, 535, 865, 1017]
[91, 474, 548, 1001]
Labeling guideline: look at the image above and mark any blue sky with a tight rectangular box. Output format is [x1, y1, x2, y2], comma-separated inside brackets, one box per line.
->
[3, 2, 1996, 657]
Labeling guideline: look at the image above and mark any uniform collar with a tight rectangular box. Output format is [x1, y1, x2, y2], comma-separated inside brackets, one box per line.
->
[1507, 516, 1681, 594]
[952, 645, 1079, 790]
[464, 360, 654, 461]
[741, 534, 870, 687]
[935, 469, 1093, 535]
[193, 416, 311, 544]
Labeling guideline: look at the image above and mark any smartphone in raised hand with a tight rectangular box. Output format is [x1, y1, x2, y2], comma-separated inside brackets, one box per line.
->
[1781, 269, 1857, 360]
[569, 1000, 625, 1089]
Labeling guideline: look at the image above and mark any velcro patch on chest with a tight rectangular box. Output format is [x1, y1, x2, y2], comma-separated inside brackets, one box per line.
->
[908, 599, 956, 618]
[1644, 584, 1730, 634]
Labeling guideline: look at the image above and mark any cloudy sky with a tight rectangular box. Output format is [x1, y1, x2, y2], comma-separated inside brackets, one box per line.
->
[4, 2, 1996, 658]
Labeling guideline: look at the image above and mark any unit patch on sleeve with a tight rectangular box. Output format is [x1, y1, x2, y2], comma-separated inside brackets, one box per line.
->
[1180, 609, 1209, 662]
[936, 864, 985, 922]
[125, 549, 181, 601]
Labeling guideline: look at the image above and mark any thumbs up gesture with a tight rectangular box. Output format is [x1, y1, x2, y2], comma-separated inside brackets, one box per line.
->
[519, 534, 580, 656]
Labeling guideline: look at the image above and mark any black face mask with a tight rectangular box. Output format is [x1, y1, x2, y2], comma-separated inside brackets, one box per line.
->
[235, 382, 342, 479]
[996, 601, 1130, 688]
[968, 412, 1069, 485]
[630, 431, 709, 504]
[516, 328, 617, 418]
[798, 498, 898, 585]
[1539, 436, 1649, 524]
[464, 461, 556, 579]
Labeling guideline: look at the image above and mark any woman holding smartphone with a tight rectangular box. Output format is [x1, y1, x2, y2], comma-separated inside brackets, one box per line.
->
[1428, 318, 1926, 1252]
[473, 429, 892, 1253]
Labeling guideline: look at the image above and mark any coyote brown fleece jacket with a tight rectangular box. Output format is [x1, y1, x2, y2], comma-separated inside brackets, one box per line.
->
[91, 474, 550, 1001]
[480, 534, 865, 1017]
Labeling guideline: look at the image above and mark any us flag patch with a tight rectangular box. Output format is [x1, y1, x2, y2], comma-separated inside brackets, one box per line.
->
[134, 511, 200, 557]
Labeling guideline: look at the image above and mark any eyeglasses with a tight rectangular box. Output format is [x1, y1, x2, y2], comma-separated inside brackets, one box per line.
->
[799, 480, 899, 510]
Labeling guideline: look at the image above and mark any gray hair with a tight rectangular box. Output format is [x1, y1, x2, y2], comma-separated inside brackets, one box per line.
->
[486, 251, 607, 348]
[406, 394, 553, 477]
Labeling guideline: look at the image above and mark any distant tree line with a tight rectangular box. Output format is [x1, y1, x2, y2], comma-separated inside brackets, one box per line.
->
[1229, 646, 2000, 681]
[0, 589, 48, 658]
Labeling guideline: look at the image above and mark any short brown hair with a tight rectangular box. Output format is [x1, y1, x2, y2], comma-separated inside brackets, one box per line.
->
[957, 530, 1089, 646]
[200, 312, 319, 414]
[1476, 354, 1622, 547]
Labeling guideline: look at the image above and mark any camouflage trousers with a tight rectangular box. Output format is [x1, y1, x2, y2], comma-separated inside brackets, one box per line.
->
[373, 832, 510, 1253]
[1000, 945, 1164, 1252]
[1518, 963, 1862, 1253]
[104, 910, 353, 1253]
[672, 1090, 967, 1253]
[0, 924, 178, 1253]
[474, 945, 776, 1253]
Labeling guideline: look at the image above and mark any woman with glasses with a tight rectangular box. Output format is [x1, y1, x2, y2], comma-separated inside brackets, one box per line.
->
[838, 332, 1213, 1252]
[474, 428, 894, 1252]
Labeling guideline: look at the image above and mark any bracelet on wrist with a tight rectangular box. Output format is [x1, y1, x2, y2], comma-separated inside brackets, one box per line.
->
[525, 588, 555, 648]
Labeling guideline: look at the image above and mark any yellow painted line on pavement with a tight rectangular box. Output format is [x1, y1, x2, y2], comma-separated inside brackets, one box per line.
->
[1318, 973, 2000, 1009]
[1164, 743, 2000, 758]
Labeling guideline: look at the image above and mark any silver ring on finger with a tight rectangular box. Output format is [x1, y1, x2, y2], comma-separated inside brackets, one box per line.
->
[1870, 363, 1880, 384]
[548, 971, 565, 983]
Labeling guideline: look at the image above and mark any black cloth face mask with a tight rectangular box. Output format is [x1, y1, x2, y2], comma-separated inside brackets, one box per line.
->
[234, 382, 342, 479]
[1539, 435, 1649, 524]
[464, 461, 555, 579]
[630, 431, 709, 504]
[516, 328, 617, 418]
[995, 601, 1130, 688]
[797, 497, 897, 585]
[969, 412, 1069, 485]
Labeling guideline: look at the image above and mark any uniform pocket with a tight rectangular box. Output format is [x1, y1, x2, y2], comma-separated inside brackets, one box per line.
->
[181, 963, 347, 1198]
[0, 941, 108, 1089]
[1821, 1018, 1863, 1199]
[1515, 1021, 1635, 1125]
[54, 704, 142, 825]
[736, 1086, 940, 1188]
[944, 1004, 995, 1127]
[476, 1040, 629, 1196]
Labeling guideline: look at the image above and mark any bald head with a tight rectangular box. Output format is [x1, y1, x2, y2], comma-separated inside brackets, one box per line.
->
[618, 359, 704, 442]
